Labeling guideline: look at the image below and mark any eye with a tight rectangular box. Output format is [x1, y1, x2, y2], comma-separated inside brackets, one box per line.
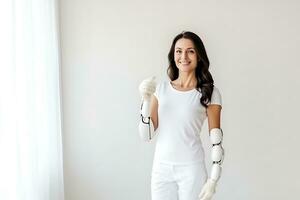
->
[189, 50, 195, 53]
[176, 50, 182, 53]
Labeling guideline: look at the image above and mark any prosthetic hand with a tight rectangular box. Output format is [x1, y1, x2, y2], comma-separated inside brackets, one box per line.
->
[138, 76, 157, 142]
[199, 128, 224, 200]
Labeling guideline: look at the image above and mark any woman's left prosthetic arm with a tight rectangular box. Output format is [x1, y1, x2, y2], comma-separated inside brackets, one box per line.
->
[199, 128, 224, 200]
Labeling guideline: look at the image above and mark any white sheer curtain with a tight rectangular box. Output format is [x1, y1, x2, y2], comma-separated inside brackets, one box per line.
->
[0, 0, 64, 200]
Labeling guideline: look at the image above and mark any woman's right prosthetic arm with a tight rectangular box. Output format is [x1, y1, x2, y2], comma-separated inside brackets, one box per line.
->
[138, 76, 157, 142]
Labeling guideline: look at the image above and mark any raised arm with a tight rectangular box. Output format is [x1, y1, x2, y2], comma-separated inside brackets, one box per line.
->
[138, 76, 158, 142]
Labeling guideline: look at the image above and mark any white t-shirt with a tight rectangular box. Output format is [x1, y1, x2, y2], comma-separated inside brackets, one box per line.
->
[153, 80, 222, 165]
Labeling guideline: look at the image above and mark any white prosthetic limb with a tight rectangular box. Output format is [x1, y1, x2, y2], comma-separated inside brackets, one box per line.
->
[199, 128, 224, 200]
[138, 76, 156, 142]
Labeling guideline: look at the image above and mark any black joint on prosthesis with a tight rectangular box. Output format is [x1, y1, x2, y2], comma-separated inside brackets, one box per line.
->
[213, 160, 222, 164]
[141, 114, 150, 124]
[212, 142, 222, 146]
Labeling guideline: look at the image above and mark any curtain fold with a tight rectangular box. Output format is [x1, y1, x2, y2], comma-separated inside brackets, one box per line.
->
[0, 0, 65, 200]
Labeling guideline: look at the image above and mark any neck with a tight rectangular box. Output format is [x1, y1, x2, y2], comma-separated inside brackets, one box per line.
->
[177, 72, 197, 88]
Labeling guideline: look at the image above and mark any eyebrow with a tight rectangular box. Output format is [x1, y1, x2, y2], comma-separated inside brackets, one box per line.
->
[175, 47, 195, 49]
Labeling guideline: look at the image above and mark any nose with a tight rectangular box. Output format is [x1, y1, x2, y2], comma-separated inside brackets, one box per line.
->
[181, 51, 188, 60]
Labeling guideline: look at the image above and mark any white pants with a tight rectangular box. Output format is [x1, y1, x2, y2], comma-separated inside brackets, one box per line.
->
[151, 161, 208, 200]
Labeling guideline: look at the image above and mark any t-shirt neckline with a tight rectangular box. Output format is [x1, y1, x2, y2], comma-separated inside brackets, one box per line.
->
[168, 81, 197, 93]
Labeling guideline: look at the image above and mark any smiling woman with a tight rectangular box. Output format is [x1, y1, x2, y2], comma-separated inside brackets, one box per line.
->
[138, 31, 224, 200]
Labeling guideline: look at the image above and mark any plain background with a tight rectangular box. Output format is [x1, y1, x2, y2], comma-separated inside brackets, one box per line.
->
[59, 0, 300, 199]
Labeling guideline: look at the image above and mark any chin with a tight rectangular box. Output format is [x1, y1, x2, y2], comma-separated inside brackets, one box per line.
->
[179, 68, 194, 73]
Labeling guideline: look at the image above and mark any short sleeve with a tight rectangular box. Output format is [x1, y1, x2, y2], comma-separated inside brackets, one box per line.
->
[209, 86, 222, 107]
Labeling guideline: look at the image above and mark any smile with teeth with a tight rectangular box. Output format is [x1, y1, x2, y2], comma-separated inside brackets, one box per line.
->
[180, 61, 191, 65]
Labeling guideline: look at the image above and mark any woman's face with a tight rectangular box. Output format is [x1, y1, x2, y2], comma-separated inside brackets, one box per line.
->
[174, 38, 198, 73]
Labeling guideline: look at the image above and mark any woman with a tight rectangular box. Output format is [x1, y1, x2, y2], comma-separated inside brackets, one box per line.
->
[138, 31, 224, 200]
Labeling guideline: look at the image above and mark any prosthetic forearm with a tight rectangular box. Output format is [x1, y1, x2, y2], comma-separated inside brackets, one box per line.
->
[199, 128, 224, 200]
[209, 128, 224, 181]
[138, 99, 155, 142]
[138, 76, 157, 142]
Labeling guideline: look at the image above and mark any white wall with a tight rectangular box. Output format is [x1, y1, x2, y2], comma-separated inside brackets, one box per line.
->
[59, 0, 300, 199]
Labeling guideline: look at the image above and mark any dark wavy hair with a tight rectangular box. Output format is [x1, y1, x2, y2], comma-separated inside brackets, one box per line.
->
[167, 31, 214, 108]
